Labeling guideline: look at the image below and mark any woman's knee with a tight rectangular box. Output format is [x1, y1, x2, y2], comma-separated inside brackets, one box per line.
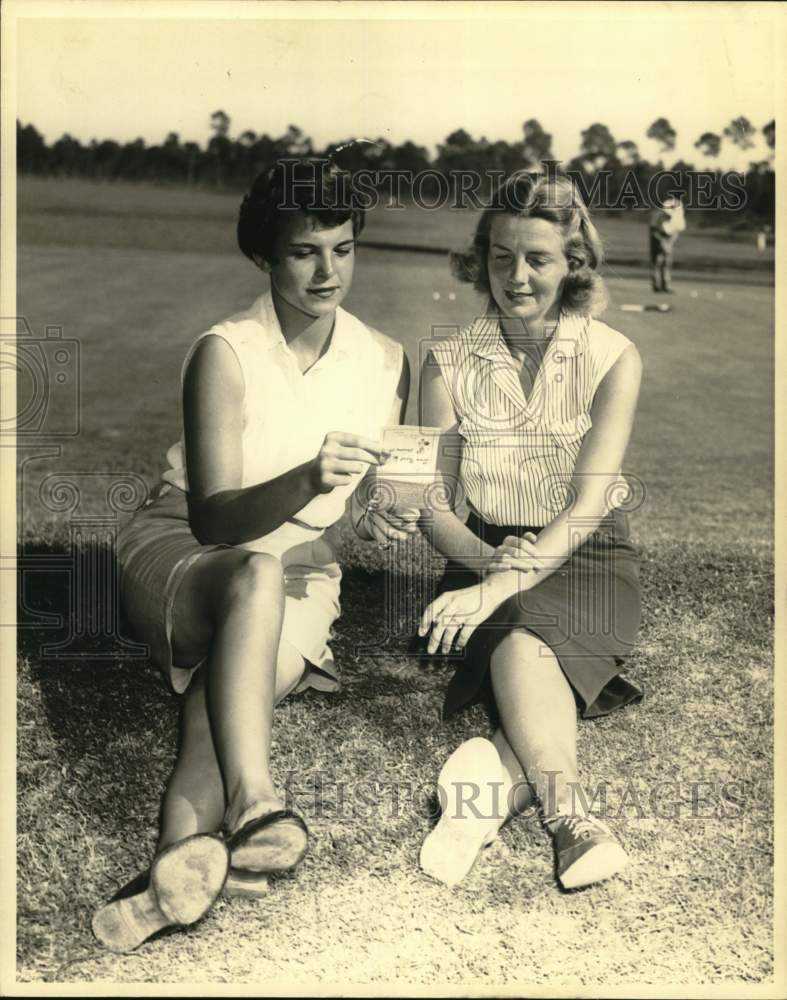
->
[219, 551, 284, 613]
[491, 629, 561, 675]
[495, 629, 544, 661]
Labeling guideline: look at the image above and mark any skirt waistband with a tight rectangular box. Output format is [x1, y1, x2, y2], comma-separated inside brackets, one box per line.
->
[465, 507, 630, 547]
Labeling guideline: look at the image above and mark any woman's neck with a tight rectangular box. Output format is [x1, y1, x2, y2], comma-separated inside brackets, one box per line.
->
[499, 309, 560, 358]
[271, 286, 336, 354]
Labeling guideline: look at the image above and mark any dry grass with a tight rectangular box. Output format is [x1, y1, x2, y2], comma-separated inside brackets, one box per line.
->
[16, 536, 774, 987]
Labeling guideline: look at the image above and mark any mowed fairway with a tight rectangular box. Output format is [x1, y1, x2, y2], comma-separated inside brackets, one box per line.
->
[15, 181, 773, 986]
[16, 244, 772, 545]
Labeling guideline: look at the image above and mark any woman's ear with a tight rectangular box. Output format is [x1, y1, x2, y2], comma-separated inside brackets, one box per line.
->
[253, 253, 271, 273]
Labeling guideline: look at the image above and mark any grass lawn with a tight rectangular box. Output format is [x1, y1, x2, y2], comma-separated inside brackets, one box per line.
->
[18, 176, 776, 270]
[14, 180, 775, 987]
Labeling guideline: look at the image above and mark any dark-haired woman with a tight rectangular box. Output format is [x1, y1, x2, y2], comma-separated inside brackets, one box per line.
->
[417, 172, 643, 891]
[92, 160, 413, 951]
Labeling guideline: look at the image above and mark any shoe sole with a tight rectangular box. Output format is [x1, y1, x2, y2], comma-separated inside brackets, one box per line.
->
[419, 737, 502, 887]
[223, 868, 270, 899]
[91, 835, 229, 953]
[559, 840, 628, 890]
[230, 817, 308, 874]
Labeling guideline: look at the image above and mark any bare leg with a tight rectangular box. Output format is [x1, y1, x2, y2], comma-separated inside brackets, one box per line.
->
[158, 639, 306, 852]
[421, 629, 627, 890]
[93, 547, 304, 947]
[491, 728, 534, 826]
[420, 633, 582, 887]
[489, 629, 581, 821]
[157, 548, 292, 844]
[491, 630, 630, 888]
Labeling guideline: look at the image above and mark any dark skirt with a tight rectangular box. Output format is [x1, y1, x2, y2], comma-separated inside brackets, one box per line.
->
[437, 508, 643, 721]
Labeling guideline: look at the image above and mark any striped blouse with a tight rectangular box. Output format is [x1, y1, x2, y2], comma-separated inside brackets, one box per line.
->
[429, 310, 633, 527]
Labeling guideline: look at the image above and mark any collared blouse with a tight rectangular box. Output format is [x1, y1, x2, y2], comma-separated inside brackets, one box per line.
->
[429, 310, 633, 527]
[162, 288, 402, 554]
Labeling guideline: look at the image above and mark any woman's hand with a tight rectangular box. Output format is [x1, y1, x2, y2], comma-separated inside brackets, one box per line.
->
[350, 471, 420, 545]
[360, 505, 420, 546]
[418, 576, 513, 655]
[309, 432, 387, 493]
[485, 532, 545, 576]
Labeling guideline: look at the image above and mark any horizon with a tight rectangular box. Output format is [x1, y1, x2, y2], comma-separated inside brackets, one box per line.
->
[14, 7, 776, 171]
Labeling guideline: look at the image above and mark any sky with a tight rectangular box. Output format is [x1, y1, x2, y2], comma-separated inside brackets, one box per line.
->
[13, 3, 778, 171]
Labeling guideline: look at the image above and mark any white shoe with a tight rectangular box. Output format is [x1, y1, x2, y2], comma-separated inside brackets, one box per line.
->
[419, 737, 504, 887]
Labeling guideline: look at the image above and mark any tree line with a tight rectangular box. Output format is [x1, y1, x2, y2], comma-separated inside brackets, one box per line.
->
[17, 113, 775, 221]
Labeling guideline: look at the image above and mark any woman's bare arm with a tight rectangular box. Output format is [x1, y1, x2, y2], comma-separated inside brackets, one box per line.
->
[489, 343, 643, 596]
[183, 336, 383, 545]
[418, 351, 495, 570]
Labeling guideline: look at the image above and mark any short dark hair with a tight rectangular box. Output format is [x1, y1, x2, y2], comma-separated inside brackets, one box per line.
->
[237, 158, 365, 266]
[451, 171, 608, 316]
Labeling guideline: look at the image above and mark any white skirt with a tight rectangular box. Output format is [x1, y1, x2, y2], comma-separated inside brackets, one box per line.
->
[116, 485, 342, 694]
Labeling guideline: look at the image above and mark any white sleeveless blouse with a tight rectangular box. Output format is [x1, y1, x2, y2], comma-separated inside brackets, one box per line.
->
[162, 289, 403, 557]
[430, 311, 633, 527]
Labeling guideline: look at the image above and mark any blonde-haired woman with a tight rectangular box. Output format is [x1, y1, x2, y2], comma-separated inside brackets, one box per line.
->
[418, 171, 643, 891]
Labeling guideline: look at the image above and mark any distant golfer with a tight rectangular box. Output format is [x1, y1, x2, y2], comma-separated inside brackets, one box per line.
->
[649, 195, 685, 293]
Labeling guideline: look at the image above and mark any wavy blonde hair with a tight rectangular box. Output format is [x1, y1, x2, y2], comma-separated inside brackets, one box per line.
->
[451, 171, 608, 316]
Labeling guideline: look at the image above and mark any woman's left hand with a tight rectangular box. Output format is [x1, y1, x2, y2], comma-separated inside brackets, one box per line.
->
[485, 532, 544, 575]
[363, 506, 420, 546]
[418, 577, 512, 655]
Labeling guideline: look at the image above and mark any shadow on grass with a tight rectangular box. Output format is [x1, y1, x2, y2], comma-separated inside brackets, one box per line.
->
[16, 543, 453, 830]
[17, 534, 773, 815]
[14, 540, 455, 976]
[16, 536, 773, 979]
